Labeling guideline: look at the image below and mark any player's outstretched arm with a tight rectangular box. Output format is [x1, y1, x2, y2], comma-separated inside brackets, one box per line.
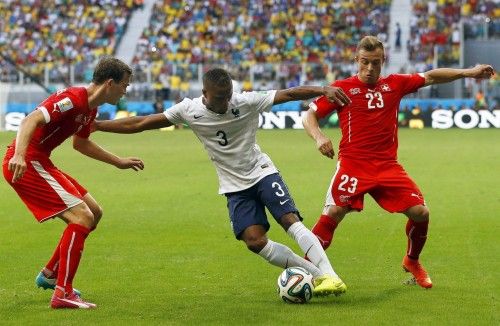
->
[94, 113, 173, 134]
[73, 135, 144, 171]
[9, 110, 46, 183]
[423, 64, 495, 86]
[302, 108, 335, 159]
[274, 86, 350, 106]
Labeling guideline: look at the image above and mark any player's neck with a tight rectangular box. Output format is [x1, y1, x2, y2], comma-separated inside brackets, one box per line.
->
[356, 74, 380, 86]
[86, 83, 106, 108]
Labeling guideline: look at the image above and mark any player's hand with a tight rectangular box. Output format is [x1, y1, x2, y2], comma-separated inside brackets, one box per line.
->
[323, 86, 351, 106]
[116, 157, 145, 171]
[316, 135, 335, 159]
[468, 64, 495, 80]
[8, 154, 27, 183]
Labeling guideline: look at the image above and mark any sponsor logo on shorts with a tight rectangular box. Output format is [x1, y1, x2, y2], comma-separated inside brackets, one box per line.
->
[339, 195, 351, 203]
[411, 193, 423, 200]
[279, 199, 290, 205]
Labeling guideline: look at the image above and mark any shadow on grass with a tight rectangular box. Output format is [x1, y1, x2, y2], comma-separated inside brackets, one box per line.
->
[307, 285, 407, 306]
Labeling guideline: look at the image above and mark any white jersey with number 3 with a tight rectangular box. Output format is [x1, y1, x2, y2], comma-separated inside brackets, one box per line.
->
[164, 90, 278, 194]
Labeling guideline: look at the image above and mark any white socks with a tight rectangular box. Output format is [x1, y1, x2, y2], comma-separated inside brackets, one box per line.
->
[258, 239, 322, 278]
[287, 222, 339, 278]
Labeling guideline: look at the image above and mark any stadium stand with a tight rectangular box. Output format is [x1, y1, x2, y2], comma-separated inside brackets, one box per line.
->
[0, 0, 136, 84]
[408, 0, 499, 71]
[0, 0, 497, 124]
[130, 0, 392, 94]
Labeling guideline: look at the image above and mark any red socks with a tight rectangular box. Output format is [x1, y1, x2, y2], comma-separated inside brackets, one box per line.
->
[55, 224, 90, 296]
[405, 219, 429, 260]
[311, 214, 339, 250]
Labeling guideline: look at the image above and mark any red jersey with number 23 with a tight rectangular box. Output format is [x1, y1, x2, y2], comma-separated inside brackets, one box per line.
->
[8, 87, 97, 157]
[310, 74, 425, 161]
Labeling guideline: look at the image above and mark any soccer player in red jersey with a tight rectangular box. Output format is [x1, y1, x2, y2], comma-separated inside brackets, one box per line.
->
[303, 36, 495, 289]
[2, 57, 144, 308]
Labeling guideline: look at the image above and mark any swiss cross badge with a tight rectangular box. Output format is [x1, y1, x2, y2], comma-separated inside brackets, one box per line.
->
[381, 84, 391, 92]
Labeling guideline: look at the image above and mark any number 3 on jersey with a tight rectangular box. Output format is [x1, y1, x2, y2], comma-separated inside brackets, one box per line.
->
[366, 92, 384, 109]
[216, 130, 228, 146]
[338, 174, 358, 193]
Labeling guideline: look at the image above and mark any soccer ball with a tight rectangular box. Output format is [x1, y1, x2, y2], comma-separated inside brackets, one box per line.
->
[277, 267, 314, 303]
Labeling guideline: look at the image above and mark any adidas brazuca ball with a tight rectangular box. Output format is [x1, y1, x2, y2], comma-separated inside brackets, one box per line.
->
[277, 267, 314, 303]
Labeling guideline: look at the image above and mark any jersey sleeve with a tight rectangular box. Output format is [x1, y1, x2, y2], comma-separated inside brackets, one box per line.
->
[393, 73, 425, 96]
[37, 91, 78, 124]
[163, 98, 190, 125]
[240, 90, 277, 113]
[308, 82, 341, 119]
[75, 109, 98, 139]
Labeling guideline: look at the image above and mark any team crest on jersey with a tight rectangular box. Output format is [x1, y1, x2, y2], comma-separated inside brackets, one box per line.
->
[349, 88, 361, 95]
[55, 97, 73, 113]
[75, 114, 91, 125]
[231, 108, 240, 118]
[380, 84, 391, 92]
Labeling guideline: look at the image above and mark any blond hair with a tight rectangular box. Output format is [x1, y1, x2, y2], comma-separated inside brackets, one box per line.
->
[356, 36, 385, 54]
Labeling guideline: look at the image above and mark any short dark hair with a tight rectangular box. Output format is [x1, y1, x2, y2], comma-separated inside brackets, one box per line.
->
[203, 68, 232, 87]
[92, 57, 132, 84]
[356, 36, 385, 54]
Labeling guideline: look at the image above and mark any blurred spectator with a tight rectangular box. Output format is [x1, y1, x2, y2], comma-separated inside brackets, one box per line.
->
[395, 22, 402, 51]
[0, 0, 135, 83]
[475, 90, 487, 109]
[408, 0, 499, 71]
[153, 97, 165, 113]
[132, 0, 392, 88]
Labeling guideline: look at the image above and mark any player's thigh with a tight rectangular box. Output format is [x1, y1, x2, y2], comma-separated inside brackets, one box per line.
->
[61, 171, 102, 221]
[371, 162, 425, 213]
[226, 189, 268, 240]
[4, 158, 84, 222]
[326, 159, 374, 211]
[256, 173, 302, 223]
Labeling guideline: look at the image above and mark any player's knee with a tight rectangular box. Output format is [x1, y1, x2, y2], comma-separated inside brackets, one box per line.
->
[74, 206, 96, 229]
[93, 205, 103, 222]
[245, 236, 267, 253]
[407, 205, 429, 222]
[418, 206, 430, 221]
[326, 205, 348, 222]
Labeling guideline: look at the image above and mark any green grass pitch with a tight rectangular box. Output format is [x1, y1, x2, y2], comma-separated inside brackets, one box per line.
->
[0, 128, 498, 325]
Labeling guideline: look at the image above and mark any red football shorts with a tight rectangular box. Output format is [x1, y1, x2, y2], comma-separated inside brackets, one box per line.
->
[324, 157, 425, 213]
[3, 150, 87, 222]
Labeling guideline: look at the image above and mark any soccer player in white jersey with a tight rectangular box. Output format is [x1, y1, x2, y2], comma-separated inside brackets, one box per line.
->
[94, 68, 352, 296]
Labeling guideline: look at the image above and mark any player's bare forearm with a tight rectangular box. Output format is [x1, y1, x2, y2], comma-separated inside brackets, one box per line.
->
[73, 136, 144, 171]
[74, 136, 121, 165]
[95, 113, 172, 134]
[274, 86, 350, 106]
[302, 108, 335, 159]
[424, 64, 495, 86]
[302, 108, 322, 140]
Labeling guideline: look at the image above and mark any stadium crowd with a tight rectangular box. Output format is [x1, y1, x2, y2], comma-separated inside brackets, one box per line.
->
[0, 0, 497, 105]
[408, 0, 499, 71]
[0, 0, 138, 84]
[130, 0, 392, 95]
